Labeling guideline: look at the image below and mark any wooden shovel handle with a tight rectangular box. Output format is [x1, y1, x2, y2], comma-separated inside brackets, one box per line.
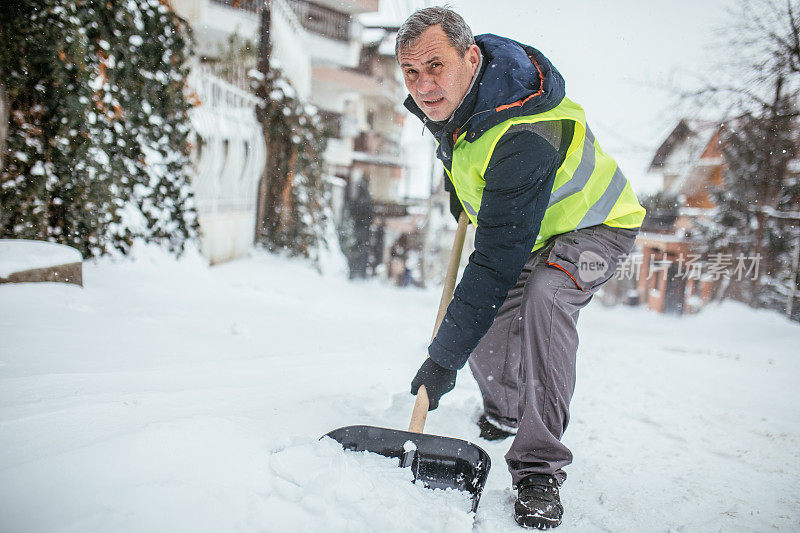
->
[409, 212, 469, 433]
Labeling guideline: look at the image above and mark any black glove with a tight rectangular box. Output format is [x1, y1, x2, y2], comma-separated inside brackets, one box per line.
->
[443, 173, 465, 223]
[448, 187, 464, 223]
[410, 358, 457, 411]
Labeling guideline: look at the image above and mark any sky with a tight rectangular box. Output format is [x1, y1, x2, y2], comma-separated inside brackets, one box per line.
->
[367, 0, 734, 198]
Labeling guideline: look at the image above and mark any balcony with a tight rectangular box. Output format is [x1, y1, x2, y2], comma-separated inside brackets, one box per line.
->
[308, 0, 378, 15]
[208, 0, 377, 18]
[317, 109, 343, 138]
[312, 65, 401, 99]
[352, 131, 402, 167]
[210, 0, 363, 42]
[286, 0, 350, 42]
[209, 0, 261, 14]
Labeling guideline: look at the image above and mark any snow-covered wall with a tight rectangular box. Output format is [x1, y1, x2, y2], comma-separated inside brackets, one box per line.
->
[187, 67, 266, 264]
[305, 31, 361, 70]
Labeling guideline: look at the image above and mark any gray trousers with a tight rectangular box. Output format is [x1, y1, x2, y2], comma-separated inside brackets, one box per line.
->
[468, 224, 638, 487]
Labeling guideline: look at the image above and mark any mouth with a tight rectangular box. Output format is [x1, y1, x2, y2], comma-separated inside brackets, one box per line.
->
[422, 97, 445, 107]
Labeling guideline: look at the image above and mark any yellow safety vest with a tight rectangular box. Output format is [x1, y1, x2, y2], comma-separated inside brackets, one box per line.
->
[445, 96, 645, 250]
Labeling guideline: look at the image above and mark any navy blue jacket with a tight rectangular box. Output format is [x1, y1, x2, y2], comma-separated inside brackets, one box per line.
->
[404, 34, 572, 371]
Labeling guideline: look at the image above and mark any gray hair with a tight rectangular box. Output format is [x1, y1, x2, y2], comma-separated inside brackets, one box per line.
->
[395, 6, 475, 61]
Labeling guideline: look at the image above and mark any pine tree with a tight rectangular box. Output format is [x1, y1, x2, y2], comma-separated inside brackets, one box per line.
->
[685, 0, 800, 317]
[1, 0, 107, 253]
[0, 0, 197, 257]
[251, 62, 332, 264]
[250, 2, 335, 267]
[694, 80, 800, 311]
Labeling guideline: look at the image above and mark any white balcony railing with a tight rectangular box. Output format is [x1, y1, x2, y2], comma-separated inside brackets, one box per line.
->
[187, 66, 266, 263]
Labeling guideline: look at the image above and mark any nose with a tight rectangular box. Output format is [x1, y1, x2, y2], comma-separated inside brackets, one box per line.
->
[416, 72, 437, 95]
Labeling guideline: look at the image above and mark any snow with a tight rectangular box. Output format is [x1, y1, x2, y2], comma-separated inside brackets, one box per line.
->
[1, 245, 799, 532]
[247, 69, 265, 82]
[30, 161, 46, 176]
[360, 28, 386, 46]
[266, 438, 473, 532]
[314, 207, 349, 278]
[0, 239, 82, 277]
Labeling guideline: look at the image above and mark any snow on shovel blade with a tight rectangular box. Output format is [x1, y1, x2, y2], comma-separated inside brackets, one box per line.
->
[325, 425, 491, 512]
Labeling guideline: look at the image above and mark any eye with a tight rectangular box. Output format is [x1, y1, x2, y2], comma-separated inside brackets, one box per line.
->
[431, 62, 442, 69]
[404, 69, 418, 78]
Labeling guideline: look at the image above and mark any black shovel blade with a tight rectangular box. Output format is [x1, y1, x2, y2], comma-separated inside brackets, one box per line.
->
[325, 425, 491, 512]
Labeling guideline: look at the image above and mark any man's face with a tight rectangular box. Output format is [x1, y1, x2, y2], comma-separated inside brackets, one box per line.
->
[399, 25, 480, 122]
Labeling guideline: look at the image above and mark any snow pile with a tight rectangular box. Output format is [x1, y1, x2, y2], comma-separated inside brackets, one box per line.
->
[263, 438, 473, 532]
[0, 239, 82, 277]
[1, 245, 799, 532]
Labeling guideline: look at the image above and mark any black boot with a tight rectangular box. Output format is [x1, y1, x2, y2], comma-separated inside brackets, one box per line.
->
[477, 414, 517, 441]
[514, 474, 563, 529]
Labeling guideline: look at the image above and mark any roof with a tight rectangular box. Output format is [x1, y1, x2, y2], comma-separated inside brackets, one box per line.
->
[649, 118, 721, 171]
[648, 118, 725, 198]
[359, 27, 398, 57]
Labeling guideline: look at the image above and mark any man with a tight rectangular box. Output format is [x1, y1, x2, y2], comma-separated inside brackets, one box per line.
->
[399, 7, 645, 529]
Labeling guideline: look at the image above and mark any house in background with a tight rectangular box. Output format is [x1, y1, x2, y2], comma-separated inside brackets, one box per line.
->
[638, 119, 725, 314]
[172, 0, 434, 283]
[170, 0, 383, 265]
[170, 0, 268, 264]
[310, 24, 405, 219]
[309, 19, 427, 283]
[185, 69, 266, 265]
[351, 28, 427, 284]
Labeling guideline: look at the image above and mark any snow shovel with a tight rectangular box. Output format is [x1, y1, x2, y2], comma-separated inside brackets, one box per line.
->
[326, 212, 491, 513]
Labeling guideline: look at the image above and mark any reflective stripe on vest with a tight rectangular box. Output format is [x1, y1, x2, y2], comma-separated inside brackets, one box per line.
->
[446, 96, 645, 251]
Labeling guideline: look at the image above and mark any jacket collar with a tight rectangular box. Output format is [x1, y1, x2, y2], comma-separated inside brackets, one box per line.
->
[403, 34, 566, 146]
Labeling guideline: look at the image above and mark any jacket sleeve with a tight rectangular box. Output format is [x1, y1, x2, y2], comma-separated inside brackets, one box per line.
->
[428, 128, 561, 370]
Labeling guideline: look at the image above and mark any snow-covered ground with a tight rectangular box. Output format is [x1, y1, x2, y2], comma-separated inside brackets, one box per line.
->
[1, 245, 798, 532]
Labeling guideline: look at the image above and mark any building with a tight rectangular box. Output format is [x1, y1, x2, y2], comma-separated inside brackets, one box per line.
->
[171, 0, 268, 264]
[171, 0, 440, 283]
[343, 28, 426, 283]
[645, 117, 800, 317]
[170, 0, 382, 265]
[186, 68, 266, 264]
[637, 119, 724, 314]
[286, 9, 421, 282]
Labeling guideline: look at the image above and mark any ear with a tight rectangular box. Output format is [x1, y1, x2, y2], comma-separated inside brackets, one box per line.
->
[466, 44, 480, 67]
